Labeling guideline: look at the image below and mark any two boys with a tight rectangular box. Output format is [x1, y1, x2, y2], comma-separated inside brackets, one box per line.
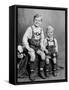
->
[22, 14, 58, 81]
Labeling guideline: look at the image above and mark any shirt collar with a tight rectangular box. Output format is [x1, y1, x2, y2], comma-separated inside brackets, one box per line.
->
[47, 37, 54, 41]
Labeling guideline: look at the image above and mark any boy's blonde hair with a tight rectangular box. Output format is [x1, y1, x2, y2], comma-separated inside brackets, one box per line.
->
[33, 14, 42, 21]
[46, 25, 54, 33]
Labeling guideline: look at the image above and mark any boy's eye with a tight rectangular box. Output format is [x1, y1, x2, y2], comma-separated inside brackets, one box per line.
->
[36, 20, 40, 22]
[35, 19, 41, 22]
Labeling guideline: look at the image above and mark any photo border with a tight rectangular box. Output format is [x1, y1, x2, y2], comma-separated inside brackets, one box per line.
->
[14, 5, 67, 85]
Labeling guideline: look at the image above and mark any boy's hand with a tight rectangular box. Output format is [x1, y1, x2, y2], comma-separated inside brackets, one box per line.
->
[28, 47, 34, 52]
[45, 49, 49, 54]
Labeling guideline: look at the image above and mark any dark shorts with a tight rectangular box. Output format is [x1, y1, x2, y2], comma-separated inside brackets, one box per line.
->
[46, 46, 58, 58]
[46, 52, 57, 59]
[30, 45, 41, 52]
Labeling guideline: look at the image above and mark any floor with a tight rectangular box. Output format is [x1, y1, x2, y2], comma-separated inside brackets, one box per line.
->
[17, 59, 65, 82]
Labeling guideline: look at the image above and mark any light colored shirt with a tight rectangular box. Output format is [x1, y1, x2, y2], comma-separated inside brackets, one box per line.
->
[22, 25, 45, 51]
[44, 37, 58, 52]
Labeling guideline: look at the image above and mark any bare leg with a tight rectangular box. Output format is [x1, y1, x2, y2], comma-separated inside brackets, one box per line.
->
[28, 51, 36, 81]
[45, 56, 50, 77]
[52, 53, 57, 77]
[37, 50, 46, 79]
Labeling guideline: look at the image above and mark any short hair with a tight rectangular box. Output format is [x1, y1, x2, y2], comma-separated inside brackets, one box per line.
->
[46, 25, 54, 33]
[33, 14, 42, 21]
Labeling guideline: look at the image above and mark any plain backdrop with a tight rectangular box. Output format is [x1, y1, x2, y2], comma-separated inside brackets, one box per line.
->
[18, 8, 65, 80]
[0, 0, 69, 90]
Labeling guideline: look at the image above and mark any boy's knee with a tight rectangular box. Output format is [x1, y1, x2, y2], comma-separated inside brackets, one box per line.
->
[30, 52, 35, 61]
[53, 53, 57, 57]
[41, 52, 45, 60]
[46, 58, 49, 64]
[53, 58, 56, 64]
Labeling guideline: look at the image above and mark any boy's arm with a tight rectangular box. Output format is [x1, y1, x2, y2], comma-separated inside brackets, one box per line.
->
[22, 27, 32, 51]
[40, 29, 45, 51]
[44, 38, 47, 48]
[54, 38, 58, 53]
[43, 38, 49, 53]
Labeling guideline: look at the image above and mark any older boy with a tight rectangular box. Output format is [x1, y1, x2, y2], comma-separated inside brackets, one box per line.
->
[23, 14, 46, 81]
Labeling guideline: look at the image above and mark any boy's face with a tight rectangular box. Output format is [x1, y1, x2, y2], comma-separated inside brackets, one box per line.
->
[47, 29, 54, 38]
[34, 17, 42, 27]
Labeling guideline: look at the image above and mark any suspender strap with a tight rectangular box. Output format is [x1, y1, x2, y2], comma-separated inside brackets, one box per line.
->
[47, 38, 55, 46]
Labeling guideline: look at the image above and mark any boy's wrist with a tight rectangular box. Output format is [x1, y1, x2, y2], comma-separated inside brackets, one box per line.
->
[45, 49, 48, 53]
[28, 47, 34, 52]
[26, 46, 31, 51]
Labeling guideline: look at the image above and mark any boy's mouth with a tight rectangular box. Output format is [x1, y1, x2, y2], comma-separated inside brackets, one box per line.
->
[34, 24, 39, 27]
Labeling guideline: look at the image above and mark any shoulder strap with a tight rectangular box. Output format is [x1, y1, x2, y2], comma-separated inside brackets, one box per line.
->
[47, 38, 49, 46]
[46, 37, 55, 46]
[53, 38, 55, 46]
[31, 26, 34, 38]
[31, 26, 33, 32]
[40, 28, 42, 33]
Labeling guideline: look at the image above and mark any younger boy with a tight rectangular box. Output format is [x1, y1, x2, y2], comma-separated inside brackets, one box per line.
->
[44, 25, 58, 77]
